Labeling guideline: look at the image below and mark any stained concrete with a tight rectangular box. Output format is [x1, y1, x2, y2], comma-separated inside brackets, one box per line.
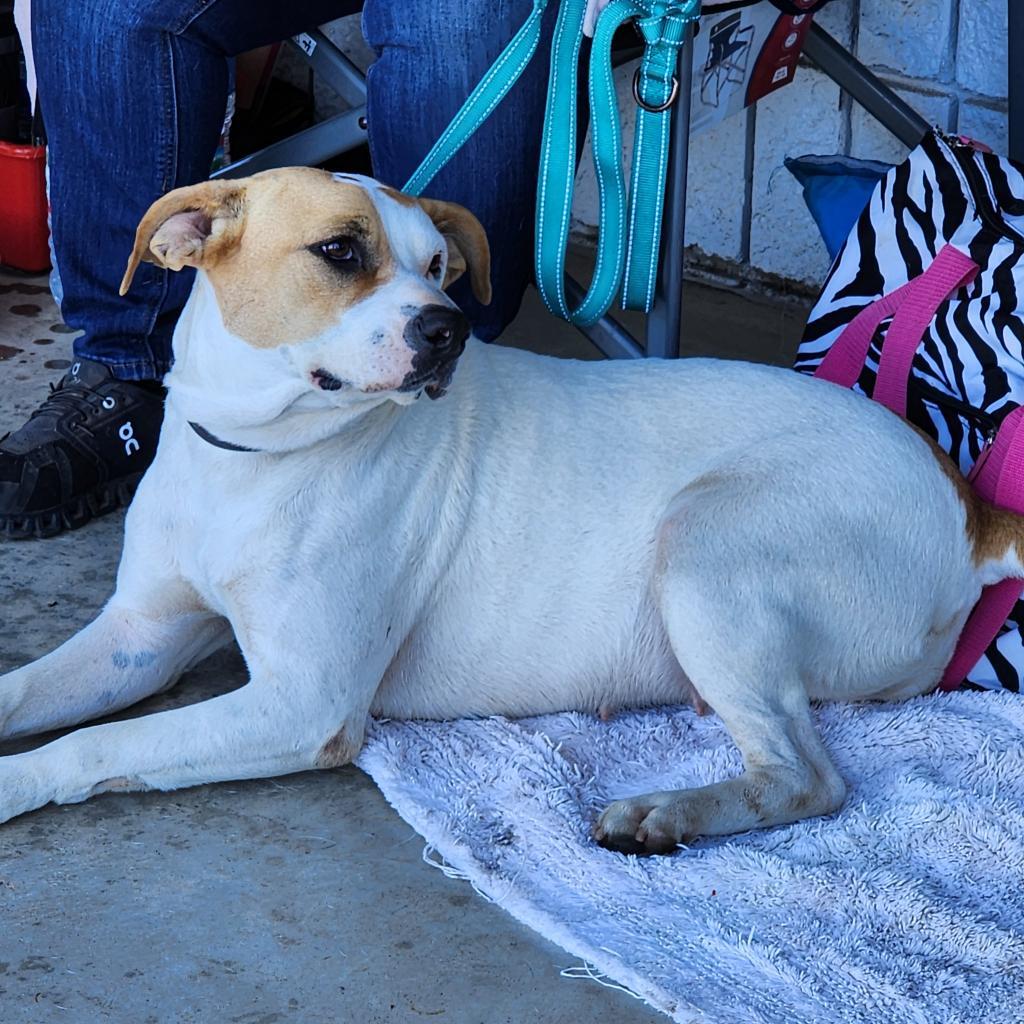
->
[0, 269, 809, 1024]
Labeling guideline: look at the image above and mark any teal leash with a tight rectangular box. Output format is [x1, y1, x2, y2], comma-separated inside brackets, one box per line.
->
[403, 1, 550, 198]
[622, 3, 693, 313]
[402, 0, 701, 326]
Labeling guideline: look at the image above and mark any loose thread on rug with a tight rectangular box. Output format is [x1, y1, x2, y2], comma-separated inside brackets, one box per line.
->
[559, 960, 645, 1001]
[421, 844, 495, 903]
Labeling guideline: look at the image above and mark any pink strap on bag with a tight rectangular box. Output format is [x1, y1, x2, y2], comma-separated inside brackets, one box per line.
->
[815, 244, 1024, 690]
[815, 245, 978, 416]
[939, 407, 1024, 689]
[872, 247, 979, 416]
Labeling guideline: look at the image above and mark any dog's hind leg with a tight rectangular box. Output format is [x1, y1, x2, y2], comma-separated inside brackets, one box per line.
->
[0, 576, 229, 741]
[593, 675, 846, 854]
[594, 473, 847, 855]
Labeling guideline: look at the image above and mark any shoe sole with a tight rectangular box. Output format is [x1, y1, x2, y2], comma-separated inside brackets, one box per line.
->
[0, 473, 144, 541]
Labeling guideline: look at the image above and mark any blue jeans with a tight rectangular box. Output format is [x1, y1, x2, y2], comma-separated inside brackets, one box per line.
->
[31, 0, 556, 379]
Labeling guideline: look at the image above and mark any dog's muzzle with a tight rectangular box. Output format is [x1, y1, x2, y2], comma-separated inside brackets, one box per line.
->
[401, 304, 470, 398]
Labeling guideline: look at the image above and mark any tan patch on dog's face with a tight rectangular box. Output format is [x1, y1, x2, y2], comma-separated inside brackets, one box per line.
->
[121, 168, 395, 349]
[208, 169, 394, 347]
[123, 170, 491, 399]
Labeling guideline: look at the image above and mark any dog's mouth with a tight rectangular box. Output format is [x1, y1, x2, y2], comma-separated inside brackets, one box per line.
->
[310, 359, 459, 401]
[311, 368, 349, 392]
[399, 358, 459, 400]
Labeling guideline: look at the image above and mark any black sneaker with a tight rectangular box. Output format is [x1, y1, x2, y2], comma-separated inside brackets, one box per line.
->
[0, 358, 165, 540]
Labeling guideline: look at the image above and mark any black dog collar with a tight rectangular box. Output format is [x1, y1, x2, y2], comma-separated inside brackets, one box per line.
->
[188, 421, 262, 453]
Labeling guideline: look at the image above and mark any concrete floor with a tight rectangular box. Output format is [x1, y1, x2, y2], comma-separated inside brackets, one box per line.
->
[0, 270, 809, 1024]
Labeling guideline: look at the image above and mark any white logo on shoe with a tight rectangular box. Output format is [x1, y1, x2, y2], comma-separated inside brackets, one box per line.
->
[119, 421, 141, 457]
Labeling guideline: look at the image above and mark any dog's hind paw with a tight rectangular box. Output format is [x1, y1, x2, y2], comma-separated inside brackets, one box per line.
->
[592, 793, 692, 856]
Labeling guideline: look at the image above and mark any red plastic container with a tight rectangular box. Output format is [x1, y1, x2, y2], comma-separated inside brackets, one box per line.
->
[0, 140, 50, 273]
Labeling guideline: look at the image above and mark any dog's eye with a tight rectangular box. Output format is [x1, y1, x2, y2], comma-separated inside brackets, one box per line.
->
[320, 239, 358, 263]
[428, 253, 443, 280]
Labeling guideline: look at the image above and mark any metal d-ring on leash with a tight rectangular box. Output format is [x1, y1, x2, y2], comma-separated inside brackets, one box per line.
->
[402, 0, 702, 327]
[632, 66, 679, 112]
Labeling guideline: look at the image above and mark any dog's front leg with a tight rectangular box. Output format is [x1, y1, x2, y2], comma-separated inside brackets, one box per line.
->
[0, 580, 230, 741]
[0, 579, 405, 824]
[0, 662, 371, 825]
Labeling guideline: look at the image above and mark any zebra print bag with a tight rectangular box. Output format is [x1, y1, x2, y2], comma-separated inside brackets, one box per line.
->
[796, 129, 1024, 692]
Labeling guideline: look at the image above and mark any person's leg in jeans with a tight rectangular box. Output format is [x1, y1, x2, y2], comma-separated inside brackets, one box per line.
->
[362, 0, 558, 341]
[1, 0, 356, 539]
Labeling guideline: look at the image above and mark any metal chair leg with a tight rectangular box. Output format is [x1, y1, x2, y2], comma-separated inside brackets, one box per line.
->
[288, 29, 367, 108]
[1010, 0, 1024, 164]
[644, 23, 695, 360]
[214, 29, 368, 180]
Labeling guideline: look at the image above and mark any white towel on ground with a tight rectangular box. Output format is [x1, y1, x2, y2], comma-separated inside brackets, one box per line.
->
[358, 691, 1024, 1024]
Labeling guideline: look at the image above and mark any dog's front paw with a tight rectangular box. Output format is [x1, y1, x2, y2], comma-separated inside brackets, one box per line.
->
[0, 755, 46, 826]
[592, 792, 693, 856]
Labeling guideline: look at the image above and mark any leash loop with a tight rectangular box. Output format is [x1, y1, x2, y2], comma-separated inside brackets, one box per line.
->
[403, 0, 701, 327]
[621, 0, 697, 313]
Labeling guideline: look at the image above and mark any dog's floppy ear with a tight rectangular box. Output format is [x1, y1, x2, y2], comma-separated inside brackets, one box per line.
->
[417, 198, 492, 306]
[119, 181, 247, 296]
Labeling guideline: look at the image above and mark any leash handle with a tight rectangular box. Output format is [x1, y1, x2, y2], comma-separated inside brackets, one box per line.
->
[535, 0, 641, 325]
[620, 2, 695, 313]
[403, 0, 551, 197]
[535, 0, 700, 325]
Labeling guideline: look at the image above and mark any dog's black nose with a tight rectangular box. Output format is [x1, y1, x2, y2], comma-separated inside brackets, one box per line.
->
[407, 304, 470, 354]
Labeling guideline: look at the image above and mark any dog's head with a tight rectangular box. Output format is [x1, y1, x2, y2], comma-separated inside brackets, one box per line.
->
[120, 169, 490, 403]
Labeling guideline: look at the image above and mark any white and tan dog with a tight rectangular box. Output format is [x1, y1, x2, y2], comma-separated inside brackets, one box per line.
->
[0, 168, 1019, 854]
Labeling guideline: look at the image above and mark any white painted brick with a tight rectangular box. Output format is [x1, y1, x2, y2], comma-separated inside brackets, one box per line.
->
[958, 101, 1010, 156]
[849, 86, 952, 164]
[814, 0, 856, 46]
[858, 0, 953, 79]
[956, 0, 1008, 99]
[683, 109, 749, 262]
[749, 66, 843, 285]
[571, 58, 748, 263]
